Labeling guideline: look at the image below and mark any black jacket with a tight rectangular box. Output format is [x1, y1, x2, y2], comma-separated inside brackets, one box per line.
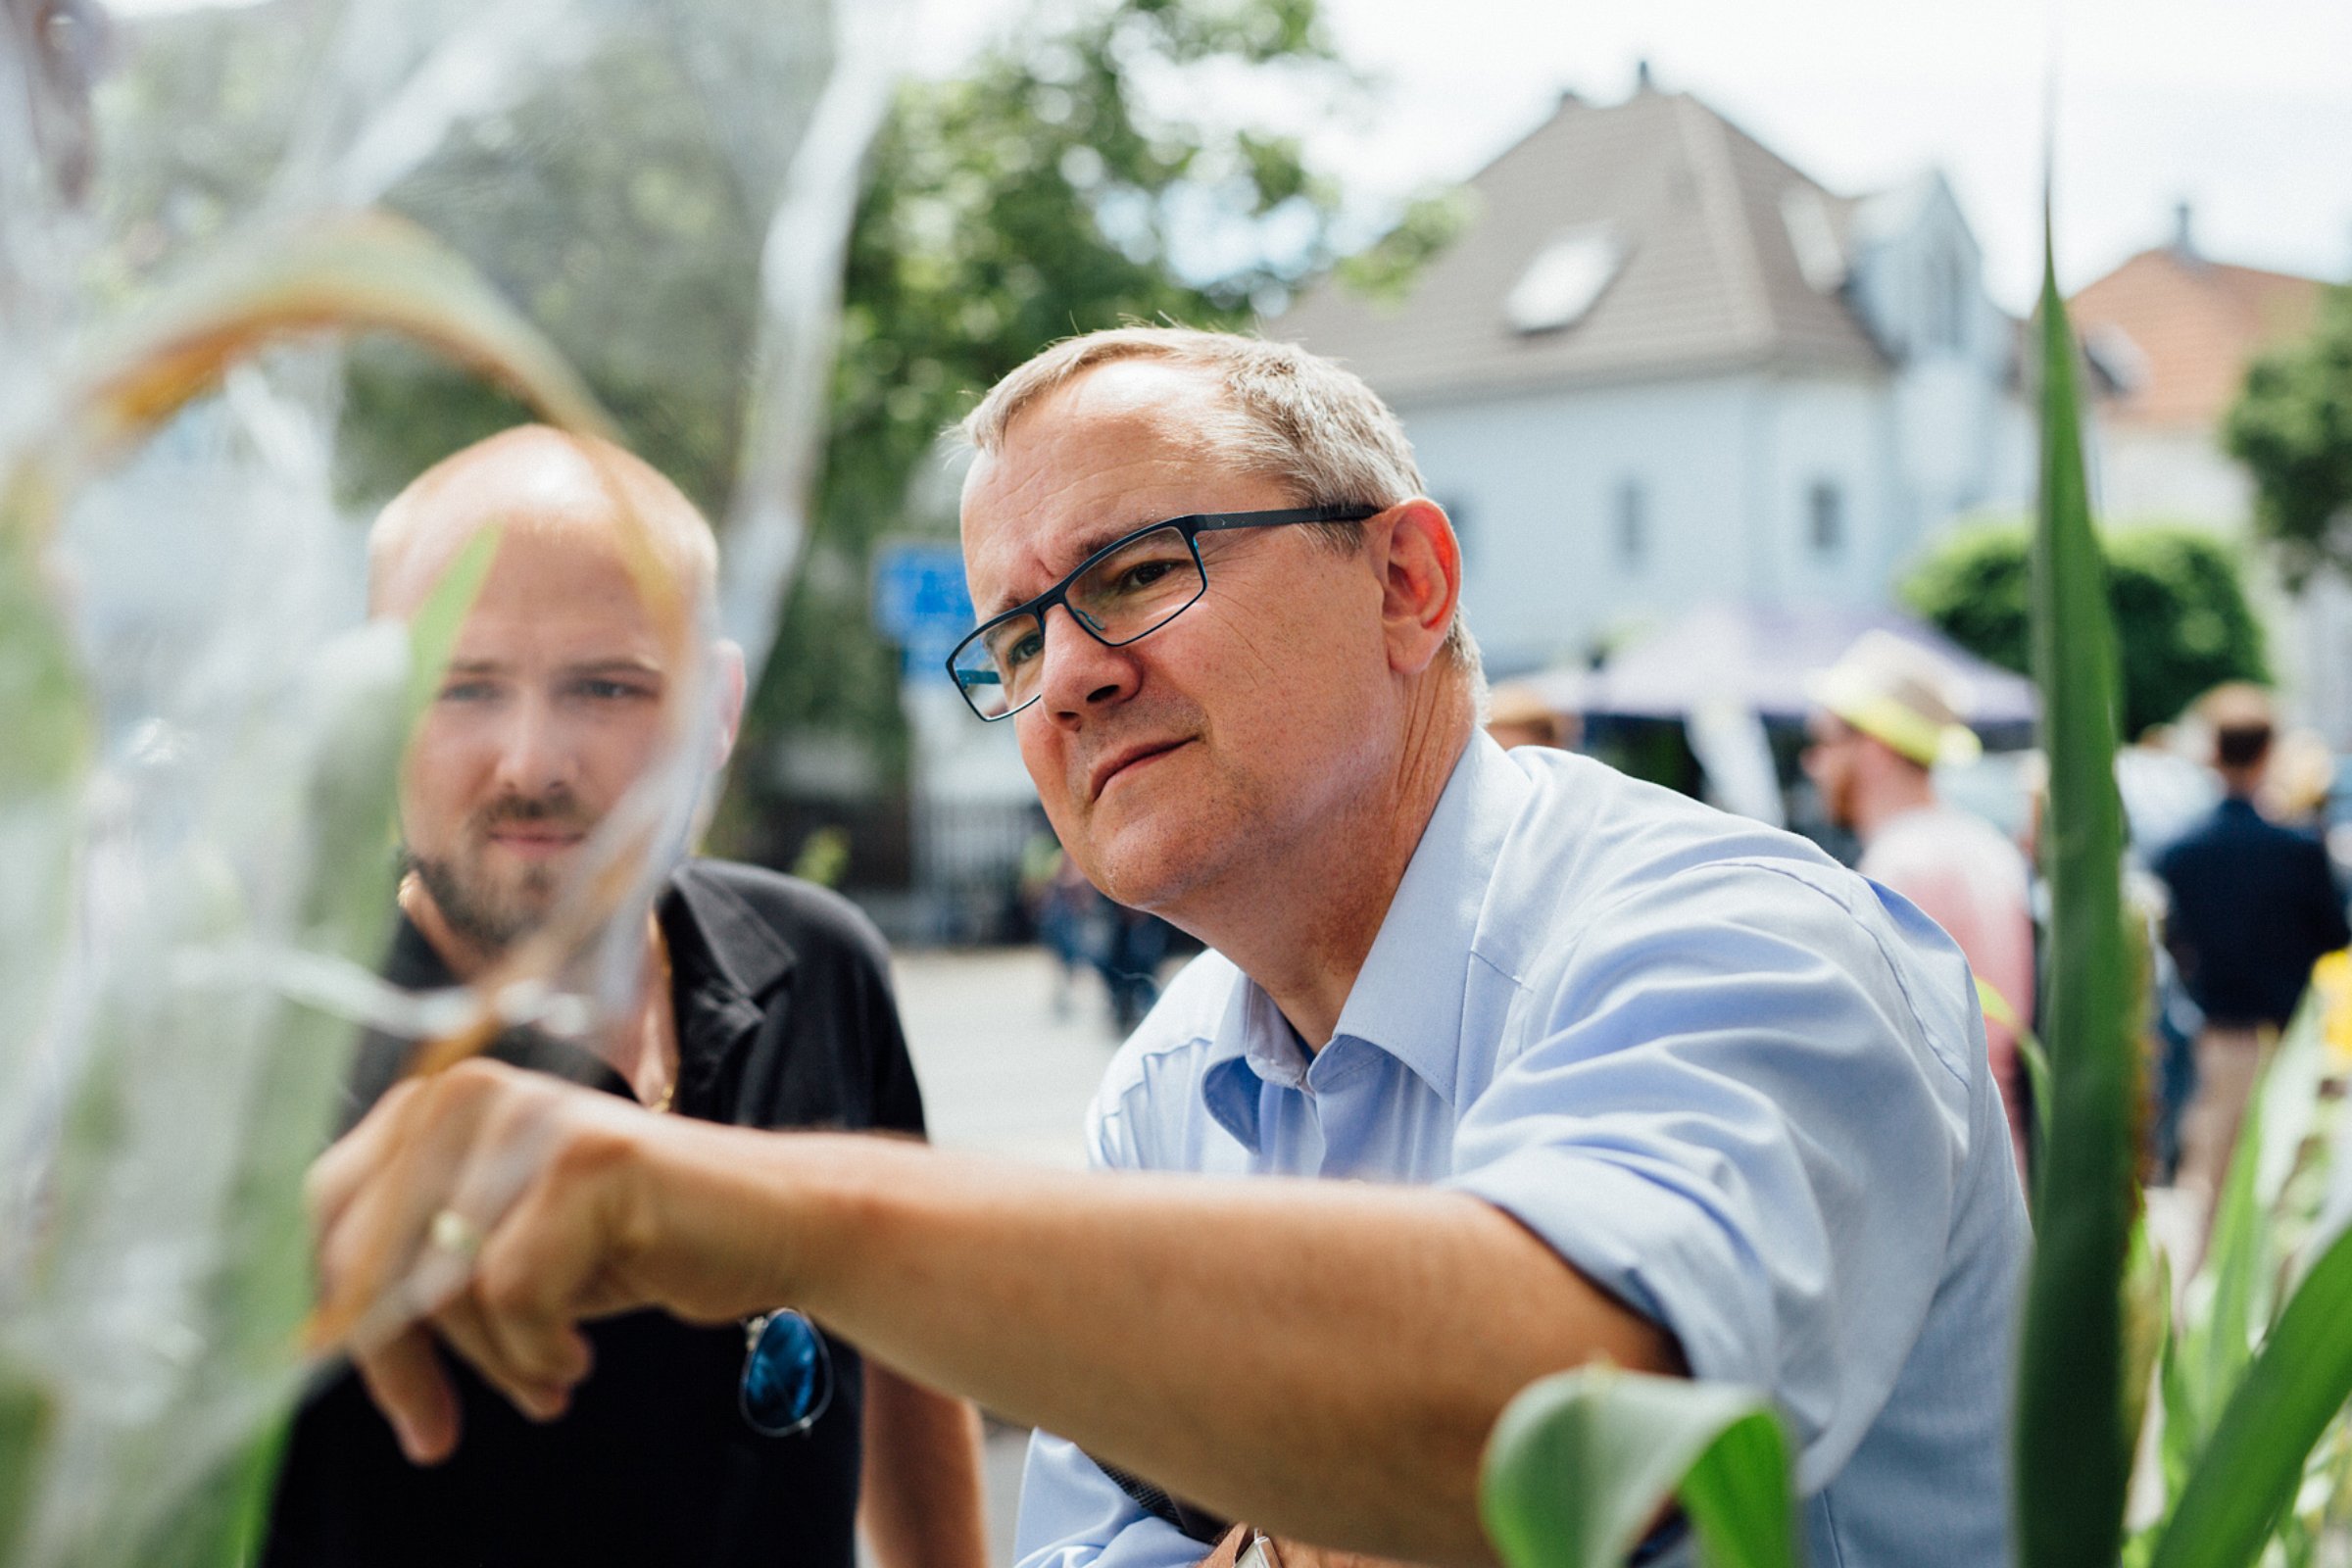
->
[265, 861, 924, 1568]
[2156, 798, 2350, 1029]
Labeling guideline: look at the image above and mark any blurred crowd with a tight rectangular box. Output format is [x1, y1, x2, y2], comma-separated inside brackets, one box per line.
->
[1480, 650, 2352, 1245]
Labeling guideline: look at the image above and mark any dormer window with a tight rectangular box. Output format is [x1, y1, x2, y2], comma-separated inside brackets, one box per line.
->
[1505, 224, 1626, 334]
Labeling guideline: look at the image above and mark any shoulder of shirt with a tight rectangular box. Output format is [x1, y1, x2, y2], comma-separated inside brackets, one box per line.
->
[1485, 748, 1865, 972]
[670, 857, 892, 982]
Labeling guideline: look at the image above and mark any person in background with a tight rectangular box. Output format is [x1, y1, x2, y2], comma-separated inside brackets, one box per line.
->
[266, 426, 986, 1568]
[1484, 680, 1573, 752]
[2156, 683, 2350, 1207]
[1804, 630, 2034, 1181]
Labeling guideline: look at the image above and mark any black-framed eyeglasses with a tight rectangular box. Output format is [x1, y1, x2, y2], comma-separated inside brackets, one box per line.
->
[739, 1308, 833, 1437]
[946, 505, 1380, 721]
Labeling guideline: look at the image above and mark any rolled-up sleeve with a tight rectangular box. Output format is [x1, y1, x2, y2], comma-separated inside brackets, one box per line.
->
[1445, 860, 1975, 1489]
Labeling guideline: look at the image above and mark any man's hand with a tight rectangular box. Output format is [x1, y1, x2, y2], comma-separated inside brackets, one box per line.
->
[307, 1058, 673, 1462]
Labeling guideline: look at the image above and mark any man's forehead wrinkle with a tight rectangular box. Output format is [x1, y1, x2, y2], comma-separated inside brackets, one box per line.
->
[964, 378, 1240, 615]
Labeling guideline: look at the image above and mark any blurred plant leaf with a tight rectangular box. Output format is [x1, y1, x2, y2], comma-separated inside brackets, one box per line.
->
[1481, 1365, 1796, 1568]
[401, 522, 503, 730]
[0, 524, 88, 1207]
[2194, 1056, 2268, 1426]
[0, 198, 605, 1565]
[2121, 1219, 2170, 1494]
[0, 1374, 52, 1566]
[2158, 1257, 2198, 1503]
[2013, 200, 2138, 1568]
[2151, 1222, 2352, 1568]
[62, 211, 614, 477]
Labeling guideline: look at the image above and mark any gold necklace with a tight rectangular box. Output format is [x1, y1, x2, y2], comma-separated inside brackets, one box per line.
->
[395, 873, 682, 1112]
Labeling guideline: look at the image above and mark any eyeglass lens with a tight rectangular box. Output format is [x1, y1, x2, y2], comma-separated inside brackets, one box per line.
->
[740, 1308, 834, 1436]
[952, 525, 1205, 718]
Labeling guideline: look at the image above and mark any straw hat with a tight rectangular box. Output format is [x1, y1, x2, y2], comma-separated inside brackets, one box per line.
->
[1806, 630, 1983, 768]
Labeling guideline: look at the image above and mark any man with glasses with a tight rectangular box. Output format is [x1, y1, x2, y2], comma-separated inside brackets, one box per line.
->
[311, 332, 2028, 1568]
[266, 427, 986, 1568]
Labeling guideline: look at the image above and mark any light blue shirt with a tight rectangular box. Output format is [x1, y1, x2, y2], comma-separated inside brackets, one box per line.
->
[1013, 736, 2029, 1568]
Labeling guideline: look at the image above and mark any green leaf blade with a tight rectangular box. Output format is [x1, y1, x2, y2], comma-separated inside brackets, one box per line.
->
[2012, 211, 2140, 1568]
[2151, 1224, 2352, 1568]
[1481, 1367, 1798, 1568]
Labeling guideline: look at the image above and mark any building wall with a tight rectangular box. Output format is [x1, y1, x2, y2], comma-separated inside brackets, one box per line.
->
[1396, 370, 1926, 673]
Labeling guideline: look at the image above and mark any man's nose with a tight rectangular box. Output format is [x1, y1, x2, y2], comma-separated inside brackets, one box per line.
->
[1036, 603, 1141, 721]
[488, 695, 579, 794]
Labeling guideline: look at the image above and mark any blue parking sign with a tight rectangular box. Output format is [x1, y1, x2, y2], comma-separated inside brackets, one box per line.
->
[872, 541, 975, 680]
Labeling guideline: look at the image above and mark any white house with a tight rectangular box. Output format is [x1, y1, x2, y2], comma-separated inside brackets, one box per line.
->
[1271, 78, 2033, 677]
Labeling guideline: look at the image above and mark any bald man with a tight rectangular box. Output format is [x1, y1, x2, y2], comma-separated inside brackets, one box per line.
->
[264, 428, 987, 1568]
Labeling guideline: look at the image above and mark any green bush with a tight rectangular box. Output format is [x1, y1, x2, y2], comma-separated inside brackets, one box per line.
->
[1899, 518, 2269, 739]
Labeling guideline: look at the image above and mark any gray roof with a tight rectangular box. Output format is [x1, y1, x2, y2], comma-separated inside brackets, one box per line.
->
[1271, 88, 1890, 404]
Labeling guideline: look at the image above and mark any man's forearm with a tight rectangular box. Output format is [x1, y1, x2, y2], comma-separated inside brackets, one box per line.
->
[860, 1360, 989, 1568]
[637, 1127, 1680, 1565]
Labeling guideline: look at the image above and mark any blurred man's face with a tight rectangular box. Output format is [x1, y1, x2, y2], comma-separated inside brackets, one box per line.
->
[958, 361, 1396, 913]
[390, 525, 671, 953]
[1802, 711, 1863, 828]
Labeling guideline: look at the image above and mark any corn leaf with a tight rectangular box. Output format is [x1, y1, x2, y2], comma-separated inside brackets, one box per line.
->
[1481, 1366, 1797, 1568]
[2012, 202, 2138, 1568]
[400, 523, 502, 731]
[0, 1373, 52, 1566]
[2121, 1219, 2170, 1497]
[2157, 1290, 2197, 1504]
[61, 211, 613, 477]
[133, 570, 490, 1560]
[2150, 1223, 2352, 1568]
[0, 202, 585, 1562]
[2194, 1056, 2269, 1422]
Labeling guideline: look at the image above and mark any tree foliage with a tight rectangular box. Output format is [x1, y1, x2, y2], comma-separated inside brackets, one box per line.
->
[736, 0, 1373, 820]
[93, 0, 1443, 860]
[1900, 518, 2269, 738]
[2227, 284, 2352, 590]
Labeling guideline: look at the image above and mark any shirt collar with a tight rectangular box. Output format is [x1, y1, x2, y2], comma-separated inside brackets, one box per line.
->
[1199, 734, 1529, 1148]
[375, 864, 799, 1114]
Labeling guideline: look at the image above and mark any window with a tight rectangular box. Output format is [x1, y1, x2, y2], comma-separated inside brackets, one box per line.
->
[1505, 224, 1626, 334]
[1808, 480, 1844, 556]
[1615, 480, 1647, 568]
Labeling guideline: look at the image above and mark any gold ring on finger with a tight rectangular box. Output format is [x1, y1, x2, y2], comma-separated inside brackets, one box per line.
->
[428, 1207, 485, 1262]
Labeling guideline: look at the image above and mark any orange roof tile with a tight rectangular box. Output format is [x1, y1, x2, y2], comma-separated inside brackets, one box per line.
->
[2068, 249, 2327, 430]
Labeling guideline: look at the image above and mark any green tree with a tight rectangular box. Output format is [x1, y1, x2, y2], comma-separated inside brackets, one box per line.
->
[1900, 517, 2270, 738]
[729, 0, 1380, 847]
[2227, 283, 2352, 590]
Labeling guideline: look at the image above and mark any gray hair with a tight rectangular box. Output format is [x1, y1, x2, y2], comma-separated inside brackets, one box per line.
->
[958, 325, 1479, 675]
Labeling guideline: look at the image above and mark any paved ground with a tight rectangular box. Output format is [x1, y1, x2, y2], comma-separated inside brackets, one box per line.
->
[890, 944, 1138, 1169]
[885, 945, 1139, 1563]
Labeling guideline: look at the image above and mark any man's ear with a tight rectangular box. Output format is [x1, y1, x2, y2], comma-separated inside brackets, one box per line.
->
[1375, 498, 1463, 677]
[709, 640, 749, 768]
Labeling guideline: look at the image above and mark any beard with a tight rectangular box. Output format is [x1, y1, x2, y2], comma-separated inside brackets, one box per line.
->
[404, 788, 590, 956]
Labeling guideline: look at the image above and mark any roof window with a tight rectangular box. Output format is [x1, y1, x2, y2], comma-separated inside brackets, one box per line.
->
[1504, 224, 1625, 334]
